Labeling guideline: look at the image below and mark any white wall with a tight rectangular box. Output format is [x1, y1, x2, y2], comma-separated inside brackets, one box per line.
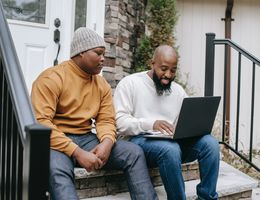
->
[176, 0, 260, 150]
[176, 0, 226, 95]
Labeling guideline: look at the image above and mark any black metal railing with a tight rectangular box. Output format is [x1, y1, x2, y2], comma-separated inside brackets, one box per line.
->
[205, 33, 260, 172]
[0, 1, 51, 200]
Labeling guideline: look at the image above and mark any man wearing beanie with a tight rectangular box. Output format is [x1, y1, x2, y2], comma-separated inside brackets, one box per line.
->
[31, 27, 158, 200]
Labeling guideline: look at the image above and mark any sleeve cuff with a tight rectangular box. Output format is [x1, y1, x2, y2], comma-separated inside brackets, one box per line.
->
[100, 134, 116, 144]
[140, 119, 155, 131]
[65, 142, 78, 157]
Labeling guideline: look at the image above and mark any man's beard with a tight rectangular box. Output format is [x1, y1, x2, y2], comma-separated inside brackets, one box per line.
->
[152, 72, 175, 96]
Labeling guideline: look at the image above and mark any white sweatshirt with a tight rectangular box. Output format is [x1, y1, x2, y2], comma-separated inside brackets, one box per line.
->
[113, 71, 187, 135]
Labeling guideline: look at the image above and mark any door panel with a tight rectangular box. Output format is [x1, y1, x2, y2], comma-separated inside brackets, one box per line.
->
[8, 23, 53, 92]
[4, 0, 74, 92]
[4, 0, 105, 92]
[24, 44, 46, 90]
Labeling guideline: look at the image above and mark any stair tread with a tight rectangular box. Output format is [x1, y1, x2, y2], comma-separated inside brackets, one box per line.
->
[81, 161, 259, 200]
[75, 161, 198, 179]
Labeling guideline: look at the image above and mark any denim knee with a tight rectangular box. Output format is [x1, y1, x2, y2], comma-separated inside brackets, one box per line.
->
[126, 143, 146, 164]
[163, 142, 181, 157]
[201, 135, 219, 157]
[109, 140, 147, 170]
[157, 143, 182, 165]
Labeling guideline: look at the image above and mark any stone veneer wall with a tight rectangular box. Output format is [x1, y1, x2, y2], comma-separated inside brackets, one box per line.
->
[103, 0, 147, 89]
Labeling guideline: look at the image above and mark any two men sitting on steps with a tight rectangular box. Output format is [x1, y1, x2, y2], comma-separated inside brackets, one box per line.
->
[31, 27, 219, 200]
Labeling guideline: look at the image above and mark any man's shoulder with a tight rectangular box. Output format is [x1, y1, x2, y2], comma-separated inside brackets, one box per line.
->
[33, 61, 71, 87]
[119, 71, 147, 84]
[94, 74, 110, 85]
[92, 75, 112, 93]
[38, 61, 68, 77]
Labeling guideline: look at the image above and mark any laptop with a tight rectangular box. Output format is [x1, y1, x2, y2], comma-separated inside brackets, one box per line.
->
[143, 96, 221, 140]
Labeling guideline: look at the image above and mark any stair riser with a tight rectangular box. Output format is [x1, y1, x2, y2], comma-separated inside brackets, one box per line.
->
[76, 164, 199, 198]
[219, 190, 252, 200]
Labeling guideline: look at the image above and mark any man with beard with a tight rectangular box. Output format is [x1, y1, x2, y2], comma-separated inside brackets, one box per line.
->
[113, 45, 220, 200]
[31, 27, 158, 200]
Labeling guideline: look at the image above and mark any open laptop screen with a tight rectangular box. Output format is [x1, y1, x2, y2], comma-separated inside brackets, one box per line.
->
[144, 96, 221, 140]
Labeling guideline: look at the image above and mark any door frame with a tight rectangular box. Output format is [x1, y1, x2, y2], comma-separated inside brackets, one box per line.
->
[85, 0, 106, 36]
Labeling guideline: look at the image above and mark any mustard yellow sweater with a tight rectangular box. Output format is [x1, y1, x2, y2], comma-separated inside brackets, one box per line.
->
[31, 60, 116, 156]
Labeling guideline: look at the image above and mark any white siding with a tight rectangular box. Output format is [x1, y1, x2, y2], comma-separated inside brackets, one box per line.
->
[176, 0, 260, 149]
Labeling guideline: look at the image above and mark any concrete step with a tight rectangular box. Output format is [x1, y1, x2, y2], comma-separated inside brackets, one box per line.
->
[75, 162, 199, 198]
[80, 161, 259, 200]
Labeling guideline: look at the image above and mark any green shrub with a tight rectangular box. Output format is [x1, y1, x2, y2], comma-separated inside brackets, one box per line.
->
[134, 0, 178, 72]
[134, 36, 153, 72]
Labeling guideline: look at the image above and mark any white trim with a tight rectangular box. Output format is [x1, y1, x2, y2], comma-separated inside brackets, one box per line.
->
[86, 0, 105, 36]
[7, 19, 49, 28]
[61, 0, 76, 59]
[70, 0, 76, 33]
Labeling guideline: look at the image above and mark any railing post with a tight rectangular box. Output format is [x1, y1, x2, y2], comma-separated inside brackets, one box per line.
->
[205, 33, 216, 96]
[23, 124, 51, 200]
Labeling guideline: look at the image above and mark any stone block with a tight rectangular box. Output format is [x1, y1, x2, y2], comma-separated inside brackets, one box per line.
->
[103, 58, 116, 68]
[75, 162, 199, 198]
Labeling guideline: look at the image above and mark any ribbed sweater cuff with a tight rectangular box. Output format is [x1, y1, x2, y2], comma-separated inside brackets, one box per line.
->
[140, 119, 155, 131]
[65, 142, 78, 157]
[100, 134, 116, 144]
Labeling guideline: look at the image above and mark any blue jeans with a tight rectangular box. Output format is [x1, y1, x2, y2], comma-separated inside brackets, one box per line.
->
[130, 134, 220, 200]
[49, 133, 158, 200]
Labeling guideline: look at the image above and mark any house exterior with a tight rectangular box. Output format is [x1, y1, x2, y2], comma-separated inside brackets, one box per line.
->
[176, 0, 260, 151]
[4, 0, 107, 92]
[4, 0, 260, 150]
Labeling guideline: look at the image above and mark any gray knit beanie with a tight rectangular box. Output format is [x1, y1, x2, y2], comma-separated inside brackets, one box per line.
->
[70, 27, 106, 58]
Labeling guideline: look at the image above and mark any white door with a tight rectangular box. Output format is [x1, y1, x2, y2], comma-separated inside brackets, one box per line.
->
[3, 0, 106, 92]
[3, 0, 75, 92]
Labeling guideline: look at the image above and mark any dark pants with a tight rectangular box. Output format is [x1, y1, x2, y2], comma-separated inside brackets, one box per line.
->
[49, 133, 158, 200]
